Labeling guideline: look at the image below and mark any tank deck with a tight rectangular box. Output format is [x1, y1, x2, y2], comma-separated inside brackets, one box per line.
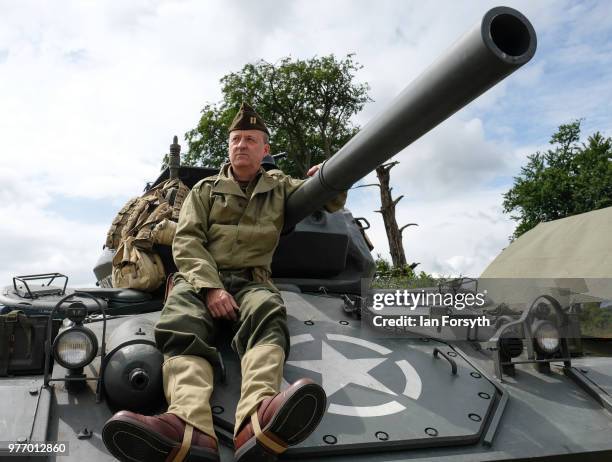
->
[2, 292, 611, 461]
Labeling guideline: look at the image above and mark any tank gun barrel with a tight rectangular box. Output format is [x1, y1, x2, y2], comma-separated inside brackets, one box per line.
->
[284, 6, 536, 230]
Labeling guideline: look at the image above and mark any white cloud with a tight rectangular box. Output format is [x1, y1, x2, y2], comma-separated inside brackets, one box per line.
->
[348, 186, 516, 276]
[368, 115, 514, 201]
[0, 204, 106, 287]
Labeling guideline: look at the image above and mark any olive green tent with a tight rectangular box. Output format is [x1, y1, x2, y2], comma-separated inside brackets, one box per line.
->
[481, 206, 612, 278]
[479, 207, 612, 305]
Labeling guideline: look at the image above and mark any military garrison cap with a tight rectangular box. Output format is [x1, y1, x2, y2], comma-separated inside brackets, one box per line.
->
[228, 102, 270, 135]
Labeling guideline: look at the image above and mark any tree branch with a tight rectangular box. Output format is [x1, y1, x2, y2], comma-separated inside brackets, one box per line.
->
[354, 183, 381, 189]
[399, 223, 418, 234]
[381, 161, 399, 171]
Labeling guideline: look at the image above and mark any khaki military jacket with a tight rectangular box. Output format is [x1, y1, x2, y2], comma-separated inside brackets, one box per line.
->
[173, 164, 346, 292]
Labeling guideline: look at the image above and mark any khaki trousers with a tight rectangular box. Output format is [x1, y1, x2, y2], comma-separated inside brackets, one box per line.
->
[163, 355, 217, 440]
[155, 273, 289, 438]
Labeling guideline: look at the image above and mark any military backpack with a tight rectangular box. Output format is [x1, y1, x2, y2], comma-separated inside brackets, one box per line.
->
[105, 178, 189, 292]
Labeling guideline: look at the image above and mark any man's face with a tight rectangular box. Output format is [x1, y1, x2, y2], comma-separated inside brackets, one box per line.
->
[228, 129, 270, 175]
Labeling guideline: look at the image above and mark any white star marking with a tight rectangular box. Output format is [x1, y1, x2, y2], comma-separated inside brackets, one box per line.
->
[287, 341, 397, 397]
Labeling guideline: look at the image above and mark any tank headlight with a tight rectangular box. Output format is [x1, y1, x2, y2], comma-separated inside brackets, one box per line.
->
[533, 320, 560, 355]
[52, 326, 98, 369]
[500, 335, 524, 358]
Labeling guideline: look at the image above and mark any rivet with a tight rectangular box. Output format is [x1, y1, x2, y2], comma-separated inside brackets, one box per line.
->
[323, 434, 337, 445]
[375, 431, 389, 441]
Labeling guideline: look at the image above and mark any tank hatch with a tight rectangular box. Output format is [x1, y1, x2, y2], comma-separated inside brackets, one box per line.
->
[0, 378, 50, 452]
[210, 292, 502, 455]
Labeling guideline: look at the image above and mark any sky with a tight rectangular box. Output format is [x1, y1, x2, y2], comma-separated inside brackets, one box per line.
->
[0, 0, 611, 286]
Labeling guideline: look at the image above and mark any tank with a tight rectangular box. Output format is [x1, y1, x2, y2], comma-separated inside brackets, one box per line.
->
[1, 6, 612, 462]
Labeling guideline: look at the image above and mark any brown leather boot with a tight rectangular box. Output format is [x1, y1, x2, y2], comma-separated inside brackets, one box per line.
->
[102, 411, 219, 462]
[233, 378, 326, 462]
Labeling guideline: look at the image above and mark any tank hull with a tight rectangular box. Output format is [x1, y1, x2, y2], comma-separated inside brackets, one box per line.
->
[3, 291, 611, 461]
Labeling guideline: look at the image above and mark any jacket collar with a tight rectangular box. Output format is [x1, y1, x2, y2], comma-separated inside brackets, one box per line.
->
[212, 163, 277, 196]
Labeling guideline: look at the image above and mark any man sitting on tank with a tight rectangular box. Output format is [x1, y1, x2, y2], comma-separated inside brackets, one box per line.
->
[102, 102, 346, 462]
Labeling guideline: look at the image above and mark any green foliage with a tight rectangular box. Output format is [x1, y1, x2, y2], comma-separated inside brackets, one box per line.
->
[182, 55, 371, 177]
[503, 120, 612, 239]
[580, 302, 612, 338]
[372, 255, 437, 289]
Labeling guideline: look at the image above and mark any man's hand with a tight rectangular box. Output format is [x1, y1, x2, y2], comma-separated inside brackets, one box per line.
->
[205, 288, 239, 321]
[306, 163, 323, 177]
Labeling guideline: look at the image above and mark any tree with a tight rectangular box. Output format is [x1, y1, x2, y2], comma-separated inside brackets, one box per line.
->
[358, 161, 418, 268]
[183, 55, 371, 177]
[503, 120, 612, 239]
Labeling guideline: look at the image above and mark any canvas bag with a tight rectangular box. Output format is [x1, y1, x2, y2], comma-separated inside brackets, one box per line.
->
[0, 310, 49, 376]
